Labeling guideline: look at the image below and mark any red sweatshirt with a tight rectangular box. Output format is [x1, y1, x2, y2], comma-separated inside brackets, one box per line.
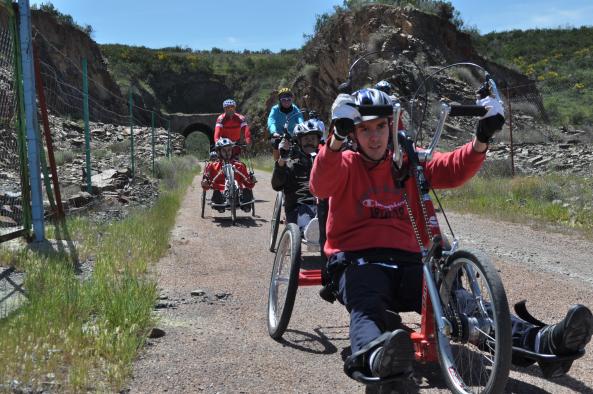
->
[202, 160, 255, 191]
[214, 113, 252, 145]
[309, 141, 485, 256]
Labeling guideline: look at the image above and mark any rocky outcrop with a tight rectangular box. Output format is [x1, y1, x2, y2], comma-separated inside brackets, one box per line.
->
[31, 10, 128, 121]
[290, 4, 538, 123]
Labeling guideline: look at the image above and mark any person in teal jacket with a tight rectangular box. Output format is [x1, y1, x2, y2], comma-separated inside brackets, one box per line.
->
[268, 87, 304, 160]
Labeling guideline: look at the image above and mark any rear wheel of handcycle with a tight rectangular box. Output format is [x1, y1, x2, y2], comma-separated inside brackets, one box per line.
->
[201, 190, 206, 218]
[267, 223, 301, 339]
[269, 191, 283, 252]
[436, 248, 512, 394]
[251, 200, 256, 216]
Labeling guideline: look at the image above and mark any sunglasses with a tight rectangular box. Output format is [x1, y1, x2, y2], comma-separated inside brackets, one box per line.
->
[280, 96, 293, 101]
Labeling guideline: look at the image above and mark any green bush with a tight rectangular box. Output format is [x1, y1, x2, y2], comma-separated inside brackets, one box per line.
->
[54, 150, 75, 166]
[154, 155, 199, 189]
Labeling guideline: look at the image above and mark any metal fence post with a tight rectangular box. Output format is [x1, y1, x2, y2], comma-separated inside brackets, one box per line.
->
[506, 86, 515, 177]
[129, 89, 135, 178]
[19, 0, 44, 241]
[151, 111, 155, 174]
[167, 119, 171, 159]
[82, 58, 92, 192]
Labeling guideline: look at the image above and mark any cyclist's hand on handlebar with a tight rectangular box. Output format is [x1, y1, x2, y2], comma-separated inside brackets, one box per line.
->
[331, 94, 359, 140]
[475, 96, 505, 143]
[201, 178, 210, 189]
[278, 138, 291, 151]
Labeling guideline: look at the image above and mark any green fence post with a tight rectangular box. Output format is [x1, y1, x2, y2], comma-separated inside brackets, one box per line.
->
[129, 89, 134, 178]
[167, 119, 171, 159]
[151, 111, 155, 174]
[9, 4, 32, 235]
[82, 58, 92, 193]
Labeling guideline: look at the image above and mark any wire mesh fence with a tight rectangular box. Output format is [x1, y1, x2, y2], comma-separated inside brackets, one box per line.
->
[32, 28, 178, 214]
[0, 267, 26, 319]
[0, 5, 28, 242]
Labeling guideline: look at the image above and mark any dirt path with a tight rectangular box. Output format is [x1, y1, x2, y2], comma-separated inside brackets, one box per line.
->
[128, 171, 593, 393]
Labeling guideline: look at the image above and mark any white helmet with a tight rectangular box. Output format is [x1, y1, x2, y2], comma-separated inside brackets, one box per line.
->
[215, 137, 234, 150]
[293, 120, 323, 139]
[223, 99, 236, 108]
[331, 88, 393, 126]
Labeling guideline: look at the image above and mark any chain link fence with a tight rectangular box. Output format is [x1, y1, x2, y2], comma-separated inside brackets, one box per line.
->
[32, 27, 180, 215]
[0, 4, 29, 242]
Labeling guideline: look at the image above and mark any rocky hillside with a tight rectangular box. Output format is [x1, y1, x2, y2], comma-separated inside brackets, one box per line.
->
[290, 4, 535, 123]
[31, 9, 128, 119]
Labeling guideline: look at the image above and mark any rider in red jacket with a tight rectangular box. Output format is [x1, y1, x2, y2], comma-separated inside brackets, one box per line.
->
[310, 88, 593, 382]
[202, 138, 255, 212]
[215, 99, 251, 159]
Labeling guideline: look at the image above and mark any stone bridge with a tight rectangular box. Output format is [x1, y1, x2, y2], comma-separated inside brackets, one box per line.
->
[169, 113, 219, 145]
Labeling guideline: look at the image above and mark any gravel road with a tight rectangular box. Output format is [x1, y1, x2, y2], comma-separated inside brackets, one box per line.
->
[128, 170, 593, 394]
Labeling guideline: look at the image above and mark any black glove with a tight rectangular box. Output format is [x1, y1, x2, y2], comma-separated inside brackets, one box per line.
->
[475, 96, 505, 143]
[334, 118, 354, 141]
[476, 114, 505, 143]
[476, 81, 491, 100]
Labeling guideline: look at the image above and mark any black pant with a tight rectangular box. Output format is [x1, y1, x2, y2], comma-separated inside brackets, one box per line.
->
[337, 262, 540, 357]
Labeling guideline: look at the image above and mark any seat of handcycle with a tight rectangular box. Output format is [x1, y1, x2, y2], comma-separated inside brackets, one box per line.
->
[301, 217, 320, 252]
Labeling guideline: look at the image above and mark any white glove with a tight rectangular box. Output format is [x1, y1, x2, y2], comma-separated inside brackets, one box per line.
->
[476, 96, 504, 119]
[278, 138, 291, 151]
[331, 94, 360, 122]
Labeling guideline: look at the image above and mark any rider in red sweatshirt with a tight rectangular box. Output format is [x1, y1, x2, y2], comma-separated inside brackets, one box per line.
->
[310, 87, 592, 382]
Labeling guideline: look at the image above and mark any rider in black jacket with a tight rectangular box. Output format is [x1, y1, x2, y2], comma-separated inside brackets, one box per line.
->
[271, 120, 322, 230]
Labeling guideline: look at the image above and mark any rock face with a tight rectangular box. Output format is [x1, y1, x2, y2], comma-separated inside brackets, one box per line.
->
[31, 10, 128, 121]
[291, 4, 537, 123]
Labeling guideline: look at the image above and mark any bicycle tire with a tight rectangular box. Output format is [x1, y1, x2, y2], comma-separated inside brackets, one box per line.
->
[267, 223, 301, 339]
[251, 199, 256, 216]
[269, 191, 283, 252]
[230, 190, 237, 225]
[201, 190, 206, 218]
[436, 248, 512, 394]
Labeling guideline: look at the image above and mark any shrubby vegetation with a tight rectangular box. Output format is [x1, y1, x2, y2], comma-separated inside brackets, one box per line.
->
[307, 0, 478, 42]
[474, 27, 593, 126]
[31, 2, 93, 36]
[101, 44, 300, 117]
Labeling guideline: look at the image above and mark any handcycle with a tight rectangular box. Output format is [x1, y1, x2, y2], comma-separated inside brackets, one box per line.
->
[266, 55, 586, 393]
[201, 149, 256, 225]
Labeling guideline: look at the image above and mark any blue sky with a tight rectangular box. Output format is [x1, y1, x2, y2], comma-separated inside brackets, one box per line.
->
[30, 0, 593, 51]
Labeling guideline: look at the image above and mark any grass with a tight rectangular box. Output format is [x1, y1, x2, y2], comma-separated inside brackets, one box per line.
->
[438, 174, 593, 238]
[53, 150, 75, 166]
[108, 140, 131, 154]
[250, 152, 274, 173]
[0, 155, 199, 392]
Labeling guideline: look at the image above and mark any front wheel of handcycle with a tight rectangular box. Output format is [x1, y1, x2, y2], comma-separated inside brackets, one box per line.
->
[201, 190, 206, 218]
[269, 191, 283, 252]
[267, 223, 301, 339]
[436, 248, 512, 394]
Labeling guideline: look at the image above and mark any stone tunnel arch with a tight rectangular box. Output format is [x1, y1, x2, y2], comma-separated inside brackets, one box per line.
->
[182, 123, 215, 147]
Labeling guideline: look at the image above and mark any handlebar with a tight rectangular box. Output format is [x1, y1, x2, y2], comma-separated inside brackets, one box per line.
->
[416, 102, 486, 162]
[449, 105, 487, 117]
